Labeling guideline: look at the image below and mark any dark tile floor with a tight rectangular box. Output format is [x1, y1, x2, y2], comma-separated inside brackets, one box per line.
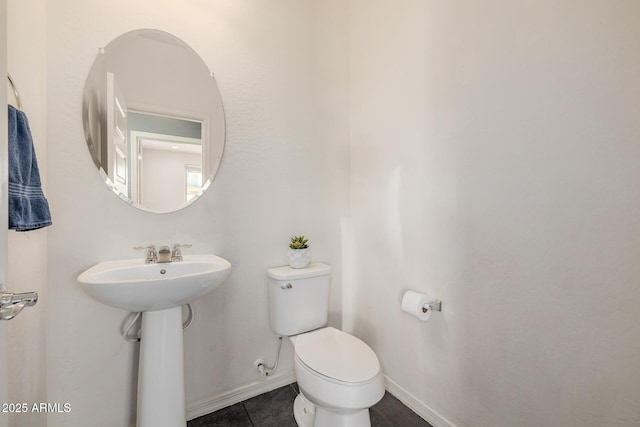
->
[188, 383, 432, 427]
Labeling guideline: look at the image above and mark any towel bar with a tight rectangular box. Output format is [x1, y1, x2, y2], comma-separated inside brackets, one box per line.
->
[7, 73, 22, 109]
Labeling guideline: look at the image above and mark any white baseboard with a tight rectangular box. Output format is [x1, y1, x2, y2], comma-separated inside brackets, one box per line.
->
[186, 371, 454, 427]
[186, 370, 297, 421]
[384, 375, 455, 427]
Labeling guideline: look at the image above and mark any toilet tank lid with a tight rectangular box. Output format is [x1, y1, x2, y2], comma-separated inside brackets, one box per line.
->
[267, 263, 331, 280]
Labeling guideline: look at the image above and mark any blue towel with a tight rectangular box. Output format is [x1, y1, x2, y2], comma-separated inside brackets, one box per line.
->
[8, 105, 52, 231]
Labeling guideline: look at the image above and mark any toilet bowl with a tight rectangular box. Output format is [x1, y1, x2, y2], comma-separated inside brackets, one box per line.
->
[290, 327, 385, 427]
[267, 263, 384, 426]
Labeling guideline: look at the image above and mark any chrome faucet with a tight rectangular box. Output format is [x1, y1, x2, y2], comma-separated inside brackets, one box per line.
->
[134, 245, 157, 263]
[135, 243, 191, 263]
[171, 243, 192, 262]
[157, 246, 172, 263]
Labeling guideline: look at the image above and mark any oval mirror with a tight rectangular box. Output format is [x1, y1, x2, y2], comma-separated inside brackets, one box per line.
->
[82, 29, 225, 213]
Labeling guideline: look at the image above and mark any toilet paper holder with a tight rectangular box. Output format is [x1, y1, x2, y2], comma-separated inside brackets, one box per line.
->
[422, 299, 442, 313]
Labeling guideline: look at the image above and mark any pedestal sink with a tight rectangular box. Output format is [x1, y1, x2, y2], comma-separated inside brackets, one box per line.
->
[78, 254, 231, 427]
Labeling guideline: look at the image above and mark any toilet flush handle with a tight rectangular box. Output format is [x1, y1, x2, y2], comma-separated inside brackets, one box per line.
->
[281, 283, 293, 290]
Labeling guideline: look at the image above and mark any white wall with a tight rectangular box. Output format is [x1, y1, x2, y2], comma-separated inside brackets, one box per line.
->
[45, 1, 349, 426]
[349, 1, 640, 426]
[7, 0, 48, 426]
[141, 149, 201, 212]
[0, 1, 8, 425]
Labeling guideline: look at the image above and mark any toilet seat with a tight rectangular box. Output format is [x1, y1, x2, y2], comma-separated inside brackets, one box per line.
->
[293, 327, 380, 384]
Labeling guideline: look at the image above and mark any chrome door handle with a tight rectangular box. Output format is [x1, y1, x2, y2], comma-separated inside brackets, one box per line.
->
[0, 288, 38, 321]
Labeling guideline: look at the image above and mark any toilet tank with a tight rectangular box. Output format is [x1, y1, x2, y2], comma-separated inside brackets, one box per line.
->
[267, 263, 331, 336]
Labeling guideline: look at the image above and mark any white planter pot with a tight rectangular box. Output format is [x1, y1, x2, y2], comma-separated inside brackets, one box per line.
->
[287, 248, 310, 269]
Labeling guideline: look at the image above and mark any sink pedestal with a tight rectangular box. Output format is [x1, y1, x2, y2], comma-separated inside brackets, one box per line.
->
[137, 306, 186, 427]
[77, 254, 232, 427]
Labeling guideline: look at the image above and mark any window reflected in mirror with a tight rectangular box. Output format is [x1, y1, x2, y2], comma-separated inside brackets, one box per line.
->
[185, 166, 203, 202]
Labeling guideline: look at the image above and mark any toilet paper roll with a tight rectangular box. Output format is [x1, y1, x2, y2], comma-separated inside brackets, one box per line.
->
[402, 290, 435, 321]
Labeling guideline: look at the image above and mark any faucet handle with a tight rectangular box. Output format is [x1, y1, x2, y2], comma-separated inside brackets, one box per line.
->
[171, 243, 192, 262]
[134, 245, 157, 263]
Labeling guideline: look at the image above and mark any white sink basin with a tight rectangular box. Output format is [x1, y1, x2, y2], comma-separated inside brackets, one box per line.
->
[78, 254, 231, 312]
[78, 253, 231, 427]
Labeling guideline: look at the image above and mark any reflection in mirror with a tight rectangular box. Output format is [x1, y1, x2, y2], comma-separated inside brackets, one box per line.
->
[83, 29, 225, 213]
[128, 112, 203, 211]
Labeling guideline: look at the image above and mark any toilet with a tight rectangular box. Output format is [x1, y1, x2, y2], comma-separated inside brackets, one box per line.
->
[267, 263, 384, 427]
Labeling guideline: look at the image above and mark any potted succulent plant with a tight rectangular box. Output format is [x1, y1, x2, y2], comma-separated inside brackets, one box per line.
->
[287, 235, 310, 269]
